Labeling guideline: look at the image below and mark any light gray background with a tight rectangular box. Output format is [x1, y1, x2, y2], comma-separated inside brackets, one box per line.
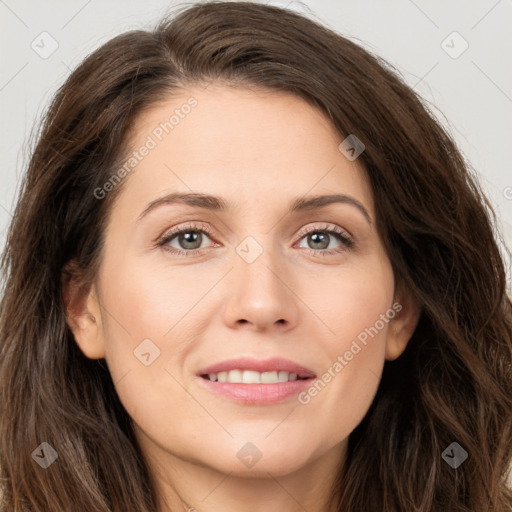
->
[1, 0, 511, 290]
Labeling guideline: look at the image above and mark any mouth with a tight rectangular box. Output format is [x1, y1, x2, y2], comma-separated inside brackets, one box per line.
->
[200, 370, 311, 383]
[196, 357, 316, 405]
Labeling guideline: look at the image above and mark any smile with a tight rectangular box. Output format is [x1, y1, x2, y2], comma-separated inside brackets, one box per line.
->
[201, 369, 308, 383]
[197, 357, 316, 405]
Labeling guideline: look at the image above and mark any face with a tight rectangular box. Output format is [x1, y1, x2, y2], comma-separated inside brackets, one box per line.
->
[65, 83, 418, 479]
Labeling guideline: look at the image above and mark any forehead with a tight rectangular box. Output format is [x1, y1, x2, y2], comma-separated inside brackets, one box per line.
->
[113, 84, 374, 221]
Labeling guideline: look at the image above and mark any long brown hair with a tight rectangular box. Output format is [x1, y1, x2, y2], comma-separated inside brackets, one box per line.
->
[1, 2, 511, 510]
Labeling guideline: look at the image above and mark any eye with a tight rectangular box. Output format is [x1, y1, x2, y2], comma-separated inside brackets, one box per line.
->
[156, 222, 216, 256]
[296, 224, 354, 256]
[156, 222, 354, 257]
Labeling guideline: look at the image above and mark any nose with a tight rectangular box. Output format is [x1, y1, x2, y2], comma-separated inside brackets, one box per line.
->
[222, 243, 300, 333]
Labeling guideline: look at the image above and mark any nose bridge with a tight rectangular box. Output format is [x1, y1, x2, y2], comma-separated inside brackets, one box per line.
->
[235, 235, 286, 293]
[223, 232, 299, 330]
[235, 233, 286, 299]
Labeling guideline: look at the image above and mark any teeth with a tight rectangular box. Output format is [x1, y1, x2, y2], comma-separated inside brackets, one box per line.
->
[261, 371, 278, 383]
[277, 371, 288, 382]
[207, 369, 303, 384]
[242, 370, 260, 384]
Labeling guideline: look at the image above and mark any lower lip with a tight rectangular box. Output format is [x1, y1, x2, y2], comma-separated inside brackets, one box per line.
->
[197, 377, 314, 405]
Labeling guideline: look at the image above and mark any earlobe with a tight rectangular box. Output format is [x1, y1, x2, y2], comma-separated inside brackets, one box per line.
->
[62, 263, 106, 360]
[385, 286, 421, 361]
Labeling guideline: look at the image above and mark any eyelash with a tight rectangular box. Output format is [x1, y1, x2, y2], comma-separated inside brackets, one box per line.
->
[156, 222, 354, 257]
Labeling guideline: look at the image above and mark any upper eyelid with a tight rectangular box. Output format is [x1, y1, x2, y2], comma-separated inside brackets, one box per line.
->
[296, 223, 352, 239]
[158, 222, 214, 244]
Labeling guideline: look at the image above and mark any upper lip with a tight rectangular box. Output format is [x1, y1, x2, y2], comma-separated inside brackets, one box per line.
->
[198, 357, 316, 378]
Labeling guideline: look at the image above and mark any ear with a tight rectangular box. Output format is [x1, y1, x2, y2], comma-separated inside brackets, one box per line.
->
[62, 262, 106, 359]
[385, 282, 420, 361]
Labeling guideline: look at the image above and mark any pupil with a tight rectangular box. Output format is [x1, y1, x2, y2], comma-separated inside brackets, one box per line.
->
[310, 232, 329, 249]
[180, 231, 201, 249]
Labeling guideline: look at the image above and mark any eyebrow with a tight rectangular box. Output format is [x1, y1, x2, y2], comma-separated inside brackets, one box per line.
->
[136, 192, 371, 224]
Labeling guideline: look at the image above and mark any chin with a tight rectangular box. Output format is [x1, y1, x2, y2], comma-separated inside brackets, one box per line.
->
[193, 436, 318, 477]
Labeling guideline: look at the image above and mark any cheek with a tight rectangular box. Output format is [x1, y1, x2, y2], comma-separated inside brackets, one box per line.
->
[98, 256, 212, 353]
[297, 258, 393, 437]
[97, 256, 220, 425]
[111, 363, 214, 468]
[305, 255, 394, 350]
[96, 261, 209, 451]
[298, 318, 389, 450]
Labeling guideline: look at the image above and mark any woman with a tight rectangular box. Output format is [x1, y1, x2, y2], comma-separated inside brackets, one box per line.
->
[1, 1, 511, 511]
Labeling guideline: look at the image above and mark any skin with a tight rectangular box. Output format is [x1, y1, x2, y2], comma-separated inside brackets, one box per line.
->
[64, 83, 419, 512]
